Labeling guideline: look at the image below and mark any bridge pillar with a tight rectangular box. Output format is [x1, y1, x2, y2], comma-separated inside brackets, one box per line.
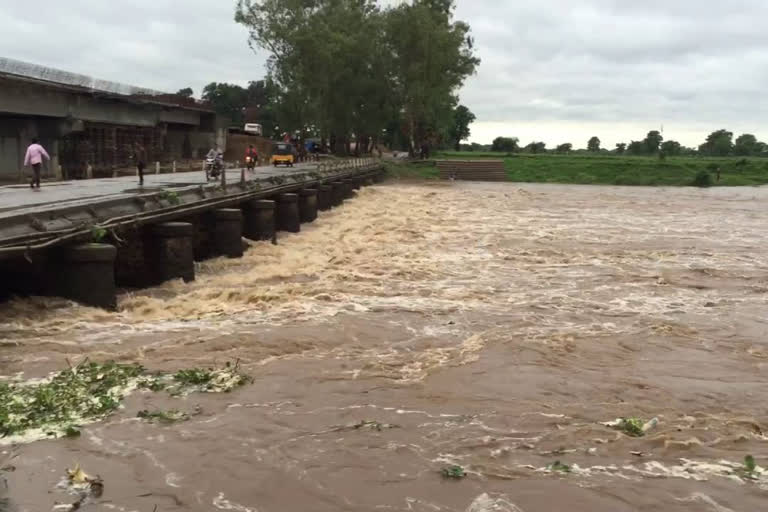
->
[351, 176, 362, 190]
[342, 178, 356, 198]
[317, 184, 332, 211]
[145, 222, 195, 284]
[242, 199, 275, 241]
[299, 189, 318, 223]
[364, 176, 375, 186]
[57, 243, 117, 310]
[212, 209, 244, 258]
[331, 181, 345, 207]
[276, 193, 301, 233]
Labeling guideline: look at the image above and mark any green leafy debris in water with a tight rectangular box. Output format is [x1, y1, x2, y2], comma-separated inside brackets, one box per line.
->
[353, 420, 398, 431]
[547, 460, 572, 473]
[0, 360, 250, 442]
[607, 417, 645, 437]
[736, 455, 759, 481]
[64, 425, 81, 438]
[137, 409, 190, 424]
[138, 361, 251, 396]
[441, 465, 466, 479]
[0, 360, 143, 438]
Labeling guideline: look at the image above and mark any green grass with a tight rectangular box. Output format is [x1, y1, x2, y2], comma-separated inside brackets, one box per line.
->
[383, 160, 440, 180]
[432, 152, 768, 186]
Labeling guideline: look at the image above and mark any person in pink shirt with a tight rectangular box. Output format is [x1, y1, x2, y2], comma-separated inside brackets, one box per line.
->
[24, 138, 50, 189]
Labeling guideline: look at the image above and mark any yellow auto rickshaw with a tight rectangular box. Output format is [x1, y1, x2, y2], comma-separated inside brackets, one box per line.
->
[271, 142, 295, 167]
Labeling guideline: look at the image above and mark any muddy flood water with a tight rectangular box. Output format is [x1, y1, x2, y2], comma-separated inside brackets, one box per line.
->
[1, 181, 767, 511]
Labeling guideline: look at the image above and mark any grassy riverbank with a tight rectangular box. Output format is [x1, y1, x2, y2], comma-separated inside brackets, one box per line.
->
[432, 152, 768, 186]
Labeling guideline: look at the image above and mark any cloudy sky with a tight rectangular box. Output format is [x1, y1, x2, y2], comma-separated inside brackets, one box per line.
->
[2, 0, 767, 148]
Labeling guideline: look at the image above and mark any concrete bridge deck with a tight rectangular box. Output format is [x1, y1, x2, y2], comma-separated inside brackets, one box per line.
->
[0, 163, 316, 216]
[0, 159, 381, 252]
[0, 158, 386, 308]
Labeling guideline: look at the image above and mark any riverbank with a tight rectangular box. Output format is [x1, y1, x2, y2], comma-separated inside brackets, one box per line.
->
[431, 152, 768, 186]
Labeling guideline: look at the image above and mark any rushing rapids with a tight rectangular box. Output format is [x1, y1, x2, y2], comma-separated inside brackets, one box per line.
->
[1, 181, 767, 511]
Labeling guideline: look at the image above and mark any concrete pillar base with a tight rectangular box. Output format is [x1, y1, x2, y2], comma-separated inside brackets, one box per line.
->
[299, 189, 318, 223]
[331, 181, 345, 207]
[59, 243, 117, 310]
[243, 199, 276, 241]
[145, 222, 195, 284]
[317, 185, 332, 211]
[276, 193, 301, 233]
[342, 179, 356, 198]
[213, 209, 244, 258]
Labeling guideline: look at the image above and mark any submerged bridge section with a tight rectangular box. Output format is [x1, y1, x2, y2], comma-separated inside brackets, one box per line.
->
[0, 158, 385, 308]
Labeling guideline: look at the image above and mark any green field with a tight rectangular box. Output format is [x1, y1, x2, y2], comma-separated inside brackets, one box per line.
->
[431, 151, 768, 186]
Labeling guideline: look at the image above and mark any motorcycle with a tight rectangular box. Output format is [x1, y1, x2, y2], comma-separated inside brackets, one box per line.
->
[205, 157, 223, 181]
[245, 155, 256, 172]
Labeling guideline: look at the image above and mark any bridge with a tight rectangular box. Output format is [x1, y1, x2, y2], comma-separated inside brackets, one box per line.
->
[0, 158, 385, 309]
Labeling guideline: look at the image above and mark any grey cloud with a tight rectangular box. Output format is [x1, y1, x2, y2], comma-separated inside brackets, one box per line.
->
[1, 0, 767, 144]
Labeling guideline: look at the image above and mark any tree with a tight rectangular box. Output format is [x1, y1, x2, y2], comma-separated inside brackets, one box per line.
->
[555, 143, 572, 154]
[587, 136, 600, 153]
[734, 133, 760, 156]
[627, 140, 644, 155]
[202, 82, 249, 124]
[660, 140, 681, 156]
[524, 141, 546, 154]
[448, 105, 475, 151]
[615, 142, 627, 155]
[699, 129, 733, 156]
[491, 136, 519, 152]
[644, 130, 663, 154]
[176, 87, 194, 98]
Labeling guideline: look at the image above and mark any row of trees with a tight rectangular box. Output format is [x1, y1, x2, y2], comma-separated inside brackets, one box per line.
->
[193, 0, 479, 155]
[486, 130, 768, 157]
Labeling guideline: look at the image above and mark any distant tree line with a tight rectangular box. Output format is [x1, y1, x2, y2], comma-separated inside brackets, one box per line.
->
[473, 129, 768, 157]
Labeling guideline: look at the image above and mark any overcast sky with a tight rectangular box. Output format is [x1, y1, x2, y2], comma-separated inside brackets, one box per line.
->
[2, 0, 768, 148]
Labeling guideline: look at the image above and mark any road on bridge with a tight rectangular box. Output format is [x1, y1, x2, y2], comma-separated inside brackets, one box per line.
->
[0, 163, 319, 219]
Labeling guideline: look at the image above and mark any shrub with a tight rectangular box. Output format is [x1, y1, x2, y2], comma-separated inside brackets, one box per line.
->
[693, 170, 712, 187]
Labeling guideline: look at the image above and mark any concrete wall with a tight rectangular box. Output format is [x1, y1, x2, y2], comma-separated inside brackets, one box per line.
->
[0, 79, 204, 128]
[0, 78, 219, 178]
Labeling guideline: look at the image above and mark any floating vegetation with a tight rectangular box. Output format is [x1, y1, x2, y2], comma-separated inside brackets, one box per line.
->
[601, 417, 647, 437]
[547, 460, 572, 473]
[441, 465, 466, 479]
[0, 360, 143, 440]
[0, 360, 250, 444]
[352, 420, 398, 431]
[136, 409, 191, 424]
[139, 361, 252, 396]
[736, 455, 760, 481]
[90, 226, 107, 243]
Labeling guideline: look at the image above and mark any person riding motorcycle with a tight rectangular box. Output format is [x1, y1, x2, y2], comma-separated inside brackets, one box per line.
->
[205, 147, 224, 180]
[244, 144, 258, 172]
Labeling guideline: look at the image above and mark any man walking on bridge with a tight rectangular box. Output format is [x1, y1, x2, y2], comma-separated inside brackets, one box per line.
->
[24, 138, 50, 189]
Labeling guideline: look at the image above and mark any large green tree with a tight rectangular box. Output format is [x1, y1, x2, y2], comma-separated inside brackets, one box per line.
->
[699, 129, 733, 156]
[587, 136, 600, 153]
[491, 136, 519, 152]
[235, 0, 478, 155]
[733, 133, 765, 156]
[644, 130, 663, 154]
[556, 143, 572, 154]
[660, 139, 681, 156]
[615, 142, 627, 155]
[448, 105, 476, 151]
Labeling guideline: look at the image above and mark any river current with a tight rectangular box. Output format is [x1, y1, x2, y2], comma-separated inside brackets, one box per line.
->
[1, 181, 767, 511]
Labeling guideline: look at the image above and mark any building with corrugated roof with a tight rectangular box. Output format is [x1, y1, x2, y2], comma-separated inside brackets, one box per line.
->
[0, 58, 225, 180]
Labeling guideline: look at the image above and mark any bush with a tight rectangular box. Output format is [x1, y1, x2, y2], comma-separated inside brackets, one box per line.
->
[693, 170, 712, 187]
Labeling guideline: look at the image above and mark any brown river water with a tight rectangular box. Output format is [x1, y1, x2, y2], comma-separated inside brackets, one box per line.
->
[1, 181, 767, 511]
